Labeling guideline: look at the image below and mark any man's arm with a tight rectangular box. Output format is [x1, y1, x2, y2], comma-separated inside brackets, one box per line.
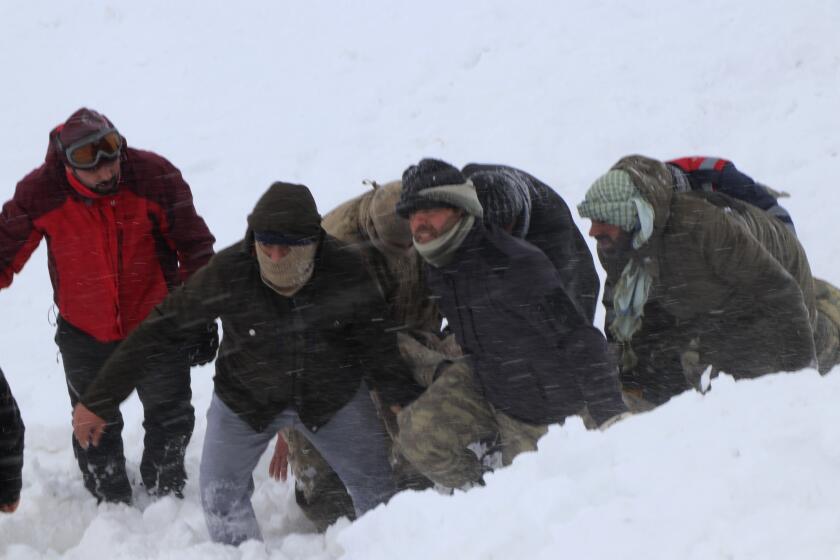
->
[158, 161, 216, 282]
[157, 162, 219, 366]
[0, 368, 24, 511]
[701, 208, 815, 375]
[0, 185, 44, 290]
[522, 253, 627, 425]
[79, 256, 231, 421]
[351, 276, 424, 408]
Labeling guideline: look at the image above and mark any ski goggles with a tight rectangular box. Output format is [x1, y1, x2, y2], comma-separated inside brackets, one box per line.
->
[61, 128, 122, 169]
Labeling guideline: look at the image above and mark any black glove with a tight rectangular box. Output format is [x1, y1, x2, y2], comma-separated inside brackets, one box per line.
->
[186, 321, 219, 366]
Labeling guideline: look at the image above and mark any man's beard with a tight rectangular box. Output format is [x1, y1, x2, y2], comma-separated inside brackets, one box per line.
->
[412, 224, 440, 242]
[597, 235, 634, 279]
[89, 175, 120, 194]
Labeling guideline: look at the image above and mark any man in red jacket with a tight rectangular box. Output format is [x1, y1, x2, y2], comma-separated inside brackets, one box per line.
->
[0, 108, 216, 504]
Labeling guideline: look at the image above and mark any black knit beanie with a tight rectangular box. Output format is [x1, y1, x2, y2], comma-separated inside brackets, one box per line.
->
[396, 158, 484, 218]
[470, 170, 532, 237]
[247, 182, 322, 242]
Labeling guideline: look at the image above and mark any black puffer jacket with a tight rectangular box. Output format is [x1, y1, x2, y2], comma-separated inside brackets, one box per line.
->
[0, 367, 24, 506]
[81, 230, 422, 432]
[425, 223, 625, 426]
[462, 163, 600, 324]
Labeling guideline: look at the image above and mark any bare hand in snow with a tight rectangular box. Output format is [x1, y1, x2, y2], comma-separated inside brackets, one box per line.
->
[0, 498, 20, 513]
[269, 431, 289, 482]
[72, 404, 107, 449]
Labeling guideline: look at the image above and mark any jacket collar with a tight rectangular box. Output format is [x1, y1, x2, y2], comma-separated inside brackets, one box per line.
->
[64, 168, 116, 200]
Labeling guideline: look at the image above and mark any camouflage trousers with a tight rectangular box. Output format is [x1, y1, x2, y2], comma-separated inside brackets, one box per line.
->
[284, 428, 356, 531]
[394, 356, 548, 488]
[814, 277, 840, 375]
[392, 331, 548, 487]
[285, 391, 431, 531]
[285, 331, 548, 528]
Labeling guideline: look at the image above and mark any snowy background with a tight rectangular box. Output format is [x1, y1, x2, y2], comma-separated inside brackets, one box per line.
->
[2, 1, 840, 558]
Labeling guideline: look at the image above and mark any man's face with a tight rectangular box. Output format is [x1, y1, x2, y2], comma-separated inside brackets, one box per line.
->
[588, 221, 632, 255]
[256, 241, 292, 263]
[408, 207, 464, 244]
[66, 158, 121, 193]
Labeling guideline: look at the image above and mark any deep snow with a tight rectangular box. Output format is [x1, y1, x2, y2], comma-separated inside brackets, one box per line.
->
[1, 1, 840, 558]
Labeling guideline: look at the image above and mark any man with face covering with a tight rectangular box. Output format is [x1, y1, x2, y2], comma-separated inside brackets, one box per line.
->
[71, 182, 421, 545]
[0, 108, 216, 504]
[270, 181, 440, 529]
[260, 185, 427, 513]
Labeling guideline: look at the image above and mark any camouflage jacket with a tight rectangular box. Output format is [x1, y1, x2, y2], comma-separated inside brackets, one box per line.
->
[321, 182, 441, 334]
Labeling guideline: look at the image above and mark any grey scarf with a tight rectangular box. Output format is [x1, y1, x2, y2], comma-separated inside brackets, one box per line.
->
[414, 214, 476, 268]
[609, 256, 655, 369]
[256, 243, 317, 297]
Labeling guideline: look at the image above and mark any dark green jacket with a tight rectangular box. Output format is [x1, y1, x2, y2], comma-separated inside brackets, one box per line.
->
[602, 156, 816, 402]
[81, 231, 421, 432]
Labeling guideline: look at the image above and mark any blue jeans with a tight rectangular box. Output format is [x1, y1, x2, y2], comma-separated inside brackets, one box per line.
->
[199, 383, 396, 545]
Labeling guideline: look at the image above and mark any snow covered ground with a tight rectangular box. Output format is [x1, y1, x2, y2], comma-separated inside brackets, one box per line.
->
[2, 1, 840, 558]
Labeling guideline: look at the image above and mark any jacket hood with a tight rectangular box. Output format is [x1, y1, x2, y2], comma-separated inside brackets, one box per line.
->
[610, 155, 675, 238]
[359, 180, 413, 253]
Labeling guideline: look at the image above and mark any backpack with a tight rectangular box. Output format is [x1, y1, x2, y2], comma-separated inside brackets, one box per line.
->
[667, 156, 795, 230]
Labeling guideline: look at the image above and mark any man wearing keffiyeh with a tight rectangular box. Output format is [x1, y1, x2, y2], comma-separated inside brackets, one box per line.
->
[578, 155, 818, 410]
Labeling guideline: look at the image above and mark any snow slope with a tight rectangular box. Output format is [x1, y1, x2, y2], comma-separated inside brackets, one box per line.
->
[1, 1, 839, 558]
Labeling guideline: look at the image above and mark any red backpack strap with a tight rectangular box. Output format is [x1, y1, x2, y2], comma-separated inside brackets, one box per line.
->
[667, 157, 731, 191]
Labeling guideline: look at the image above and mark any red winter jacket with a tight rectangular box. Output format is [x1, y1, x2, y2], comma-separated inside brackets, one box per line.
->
[0, 134, 215, 342]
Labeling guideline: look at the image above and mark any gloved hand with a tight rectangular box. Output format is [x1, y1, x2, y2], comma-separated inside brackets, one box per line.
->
[187, 321, 219, 366]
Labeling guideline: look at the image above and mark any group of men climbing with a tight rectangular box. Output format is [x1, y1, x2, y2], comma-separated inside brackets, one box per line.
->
[2, 108, 837, 545]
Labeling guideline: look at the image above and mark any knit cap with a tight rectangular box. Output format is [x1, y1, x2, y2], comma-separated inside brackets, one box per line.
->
[58, 108, 116, 147]
[470, 170, 532, 237]
[396, 159, 484, 219]
[248, 182, 322, 243]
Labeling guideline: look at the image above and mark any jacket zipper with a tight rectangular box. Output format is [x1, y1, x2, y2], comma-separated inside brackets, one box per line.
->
[98, 199, 123, 338]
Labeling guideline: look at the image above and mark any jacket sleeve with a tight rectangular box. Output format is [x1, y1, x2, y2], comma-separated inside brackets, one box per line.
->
[80, 257, 231, 419]
[0, 184, 44, 290]
[700, 208, 815, 376]
[462, 163, 600, 324]
[159, 161, 215, 282]
[527, 183, 601, 325]
[543, 286, 627, 424]
[0, 368, 24, 506]
[350, 273, 424, 407]
[526, 256, 627, 425]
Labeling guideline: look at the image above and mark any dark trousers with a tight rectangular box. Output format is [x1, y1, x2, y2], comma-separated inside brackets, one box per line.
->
[56, 317, 194, 504]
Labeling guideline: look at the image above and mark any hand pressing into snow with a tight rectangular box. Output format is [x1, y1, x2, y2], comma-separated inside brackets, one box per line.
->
[72, 403, 108, 449]
[269, 431, 289, 482]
